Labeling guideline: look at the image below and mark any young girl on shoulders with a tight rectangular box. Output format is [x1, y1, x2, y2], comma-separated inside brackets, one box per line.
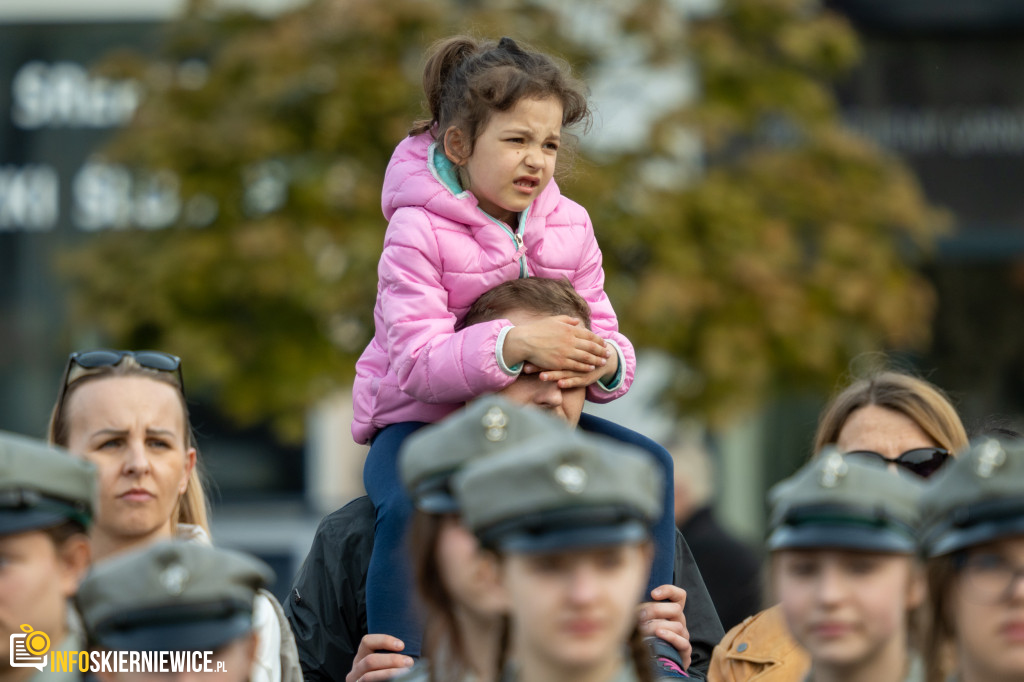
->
[352, 35, 657, 660]
[353, 34, 633, 442]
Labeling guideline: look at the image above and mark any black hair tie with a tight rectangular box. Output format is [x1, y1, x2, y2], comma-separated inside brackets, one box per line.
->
[497, 36, 523, 54]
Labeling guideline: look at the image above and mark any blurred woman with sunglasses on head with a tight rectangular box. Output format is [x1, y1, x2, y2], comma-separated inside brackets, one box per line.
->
[920, 436, 1024, 682]
[46, 349, 301, 682]
[710, 369, 968, 682]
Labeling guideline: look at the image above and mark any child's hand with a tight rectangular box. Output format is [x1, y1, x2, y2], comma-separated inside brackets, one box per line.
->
[502, 315, 610, 373]
[536, 343, 619, 389]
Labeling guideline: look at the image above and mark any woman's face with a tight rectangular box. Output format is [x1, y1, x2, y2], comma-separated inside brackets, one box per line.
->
[435, 515, 506, 620]
[775, 549, 924, 671]
[500, 542, 651, 674]
[950, 536, 1024, 681]
[64, 376, 195, 548]
[836, 405, 939, 463]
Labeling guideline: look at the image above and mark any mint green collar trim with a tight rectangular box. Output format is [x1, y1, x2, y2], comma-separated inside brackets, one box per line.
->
[428, 142, 472, 198]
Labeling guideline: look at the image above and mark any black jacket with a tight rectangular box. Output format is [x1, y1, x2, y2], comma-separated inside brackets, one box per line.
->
[679, 506, 762, 632]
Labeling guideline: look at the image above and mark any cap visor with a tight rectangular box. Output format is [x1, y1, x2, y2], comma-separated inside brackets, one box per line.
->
[496, 520, 649, 554]
[767, 523, 916, 554]
[927, 517, 1024, 557]
[97, 612, 253, 652]
[0, 509, 73, 536]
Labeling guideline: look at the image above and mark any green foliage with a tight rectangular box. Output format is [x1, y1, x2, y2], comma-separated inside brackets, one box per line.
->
[563, 0, 945, 421]
[62, 0, 945, 437]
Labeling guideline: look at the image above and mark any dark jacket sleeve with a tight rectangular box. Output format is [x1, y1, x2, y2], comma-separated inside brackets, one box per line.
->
[673, 528, 725, 680]
[285, 496, 375, 682]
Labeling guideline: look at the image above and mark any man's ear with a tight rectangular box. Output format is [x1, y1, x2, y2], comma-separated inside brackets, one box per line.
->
[443, 126, 469, 165]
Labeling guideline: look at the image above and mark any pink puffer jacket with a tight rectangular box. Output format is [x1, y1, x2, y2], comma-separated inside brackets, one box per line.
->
[351, 133, 635, 444]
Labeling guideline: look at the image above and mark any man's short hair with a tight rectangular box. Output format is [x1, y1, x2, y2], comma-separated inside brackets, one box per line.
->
[459, 277, 592, 330]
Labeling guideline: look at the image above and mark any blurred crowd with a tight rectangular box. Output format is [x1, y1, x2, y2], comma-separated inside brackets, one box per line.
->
[2, 278, 1022, 682]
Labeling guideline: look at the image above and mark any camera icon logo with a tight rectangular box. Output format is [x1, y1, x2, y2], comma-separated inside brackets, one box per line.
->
[10, 624, 49, 671]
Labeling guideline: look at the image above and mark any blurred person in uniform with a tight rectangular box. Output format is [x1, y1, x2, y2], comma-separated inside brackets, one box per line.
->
[77, 541, 273, 682]
[351, 397, 689, 682]
[288, 278, 723, 681]
[0, 431, 94, 682]
[920, 436, 1024, 682]
[710, 370, 968, 682]
[47, 350, 301, 682]
[671, 429, 761, 631]
[453, 420, 666, 682]
[768, 450, 926, 682]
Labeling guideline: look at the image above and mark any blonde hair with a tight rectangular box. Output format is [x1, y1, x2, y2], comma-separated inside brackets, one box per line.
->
[48, 357, 210, 534]
[812, 370, 968, 456]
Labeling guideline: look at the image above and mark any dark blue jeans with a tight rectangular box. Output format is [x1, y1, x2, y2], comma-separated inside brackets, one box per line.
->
[363, 414, 677, 658]
[363, 421, 429, 657]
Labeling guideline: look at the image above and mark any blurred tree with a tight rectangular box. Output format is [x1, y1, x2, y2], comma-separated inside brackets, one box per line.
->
[62, 0, 945, 438]
[561, 0, 945, 421]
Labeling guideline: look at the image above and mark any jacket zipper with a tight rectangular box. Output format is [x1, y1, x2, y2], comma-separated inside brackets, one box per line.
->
[487, 213, 528, 278]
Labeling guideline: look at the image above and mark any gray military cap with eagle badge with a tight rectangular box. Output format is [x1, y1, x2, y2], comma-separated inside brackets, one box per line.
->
[0, 430, 95, 534]
[76, 541, 274, 651]
[399, 396, 575, 513]
[921, 436, 1024, 558]
[766, 447, 924, 554]
[453, 427, 663, 553]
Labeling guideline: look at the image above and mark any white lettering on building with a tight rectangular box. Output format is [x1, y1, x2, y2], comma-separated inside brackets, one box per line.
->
[73, 162, 180, 231]
[0, 165, 59, 231]
[845, 108, 1024, 156]
[12, 61, 140, 129]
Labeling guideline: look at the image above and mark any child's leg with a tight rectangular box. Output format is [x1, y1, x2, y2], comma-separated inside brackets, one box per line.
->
[363, 421, 429, 658]
[577, 413, 674, 591]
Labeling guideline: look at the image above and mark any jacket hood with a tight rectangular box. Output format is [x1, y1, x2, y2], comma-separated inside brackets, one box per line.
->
[381, 132, 562, 226]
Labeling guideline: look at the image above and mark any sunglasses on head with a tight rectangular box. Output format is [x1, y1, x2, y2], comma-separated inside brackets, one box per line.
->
[844, 446, 951, 479]
[55, 350, 184, 422]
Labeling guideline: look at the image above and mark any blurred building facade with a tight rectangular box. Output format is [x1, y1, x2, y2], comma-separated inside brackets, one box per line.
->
[829, 0, 1024, 426]
[0, 1, 326, 598]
